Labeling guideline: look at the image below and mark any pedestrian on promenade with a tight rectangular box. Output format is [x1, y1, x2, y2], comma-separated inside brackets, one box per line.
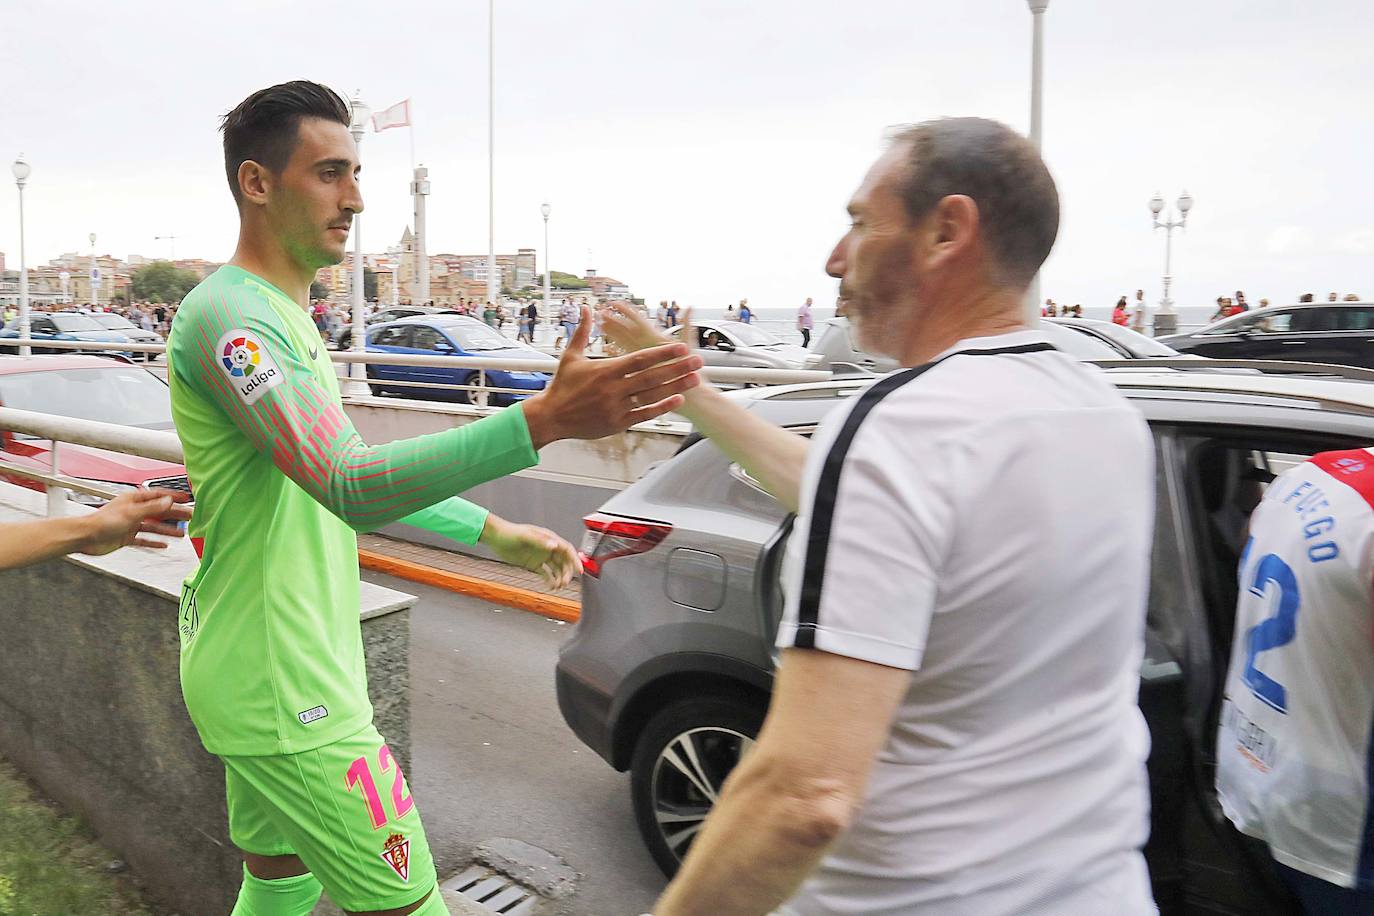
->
[1216, 447, 1374, 914]
[602, 116, 1156, 916]
[519, 301, 537, 344]
[1330, 292, 1340, 302]
[167, 80, 701, 916]
[483, 300, 498, 327]
[657, 300, 669, 328]
[1132, 289, 1148, 331]
[797, 297, 814, 347]
[1046, 302, 1057, 317]
[738, 299, 752, 324]
[667, 300, 680, 327]
[555, 297, 580, 351]
[1112, 296, 1130, 326]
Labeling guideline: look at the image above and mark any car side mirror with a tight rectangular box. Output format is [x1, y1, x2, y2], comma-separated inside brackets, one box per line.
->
[716, 340, 735, 352]
[434, 340, 454, 353]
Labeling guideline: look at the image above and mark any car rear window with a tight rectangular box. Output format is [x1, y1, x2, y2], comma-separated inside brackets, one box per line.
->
[0, 367, 172, 430]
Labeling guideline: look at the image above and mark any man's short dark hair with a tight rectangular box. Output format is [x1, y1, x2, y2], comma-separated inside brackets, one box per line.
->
[890, 117, 1059, 289]
[220, 81, 350, 205]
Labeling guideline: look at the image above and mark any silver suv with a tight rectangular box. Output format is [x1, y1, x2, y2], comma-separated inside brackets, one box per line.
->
[804, 315, 1176, 374]
[556, 359, 1374, 915]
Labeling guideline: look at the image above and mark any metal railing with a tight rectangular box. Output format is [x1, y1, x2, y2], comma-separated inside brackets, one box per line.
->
[0, 406, 183, 516]
[0, 337, 831, 402]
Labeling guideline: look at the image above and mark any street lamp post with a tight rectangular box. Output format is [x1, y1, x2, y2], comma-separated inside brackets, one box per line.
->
[541, 202, 551, 345]
[345, 92, 371, 397]
[1025, 0, 1050, 323]
[11, 155, 31, 356]
[89, 232, 99, 310]
[1148, 190, 1194, 336]
[487, 0, 499, 308]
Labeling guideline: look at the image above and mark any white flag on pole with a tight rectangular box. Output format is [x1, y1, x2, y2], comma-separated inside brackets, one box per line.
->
[372, 99, 411, 133]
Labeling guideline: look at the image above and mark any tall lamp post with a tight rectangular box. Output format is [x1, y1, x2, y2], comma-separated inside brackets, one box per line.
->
[345, 91, 371, 397]
[1149, 190, 1193, 336]
[1025, 0, 1049, 323]
[486, 0, 499, 308]
[541, 202, 551, 343]
[11, 155, 31, 356]
[89, 232, 99, 310]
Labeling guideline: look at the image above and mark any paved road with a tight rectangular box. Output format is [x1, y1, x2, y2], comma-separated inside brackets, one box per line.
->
[364, 570, 665, 915]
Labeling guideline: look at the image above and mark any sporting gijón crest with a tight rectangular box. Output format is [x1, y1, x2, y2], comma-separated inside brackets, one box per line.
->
[380, 832, 411, 881]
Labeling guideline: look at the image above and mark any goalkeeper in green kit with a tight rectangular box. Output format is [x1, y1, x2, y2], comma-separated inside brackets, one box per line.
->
[168, 81, 702, 916]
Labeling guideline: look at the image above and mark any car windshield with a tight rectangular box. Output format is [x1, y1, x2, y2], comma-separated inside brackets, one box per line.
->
[1086, 323, 1179, 356]
[0, 366, 172, 429]
[717, 322, 781, 347]
[93, 314, 138, 330]
[1071, 324, 1181, 357]
[51, 314, 106, 333]
[446, 322, 517, 351]
[1038, 321, 1121, 359]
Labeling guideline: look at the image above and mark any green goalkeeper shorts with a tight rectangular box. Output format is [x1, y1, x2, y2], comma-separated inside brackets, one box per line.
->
[223, 723, 437, 911]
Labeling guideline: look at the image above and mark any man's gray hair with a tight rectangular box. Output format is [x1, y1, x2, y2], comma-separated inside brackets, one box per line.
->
[889, 117, 1059, 289]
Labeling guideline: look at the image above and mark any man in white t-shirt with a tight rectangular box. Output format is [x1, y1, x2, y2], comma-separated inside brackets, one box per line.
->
[1216, 448, 1374, 914]
[603, 116, 1156, 916]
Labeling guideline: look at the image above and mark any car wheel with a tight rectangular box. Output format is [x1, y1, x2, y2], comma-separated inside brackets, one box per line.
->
[630, 695, 765, 878]
[461, 372, 492, 408]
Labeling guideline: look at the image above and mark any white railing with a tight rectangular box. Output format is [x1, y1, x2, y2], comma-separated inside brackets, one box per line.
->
[0, 337, 832, 401]
[0, 406, 183, 516]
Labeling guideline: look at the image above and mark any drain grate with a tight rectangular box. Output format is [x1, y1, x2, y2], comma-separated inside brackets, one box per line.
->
[442, 865, 540, 914]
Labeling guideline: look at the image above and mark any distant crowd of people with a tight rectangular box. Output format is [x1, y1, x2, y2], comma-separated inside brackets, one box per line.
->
[1, 300, 179, 336]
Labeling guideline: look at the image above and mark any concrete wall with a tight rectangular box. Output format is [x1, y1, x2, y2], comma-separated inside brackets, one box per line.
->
[345, 397, 690, 551]
[0, 487, 416, 914]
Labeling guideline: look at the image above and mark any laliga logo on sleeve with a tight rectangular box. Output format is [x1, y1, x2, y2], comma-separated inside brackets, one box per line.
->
[216, 329, 283, 405]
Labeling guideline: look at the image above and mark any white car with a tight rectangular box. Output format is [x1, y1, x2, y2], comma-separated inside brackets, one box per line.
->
[666, 320, 810, 370]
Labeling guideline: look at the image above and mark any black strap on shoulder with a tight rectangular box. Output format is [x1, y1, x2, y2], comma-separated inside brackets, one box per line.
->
[791, 342, 1056, 648]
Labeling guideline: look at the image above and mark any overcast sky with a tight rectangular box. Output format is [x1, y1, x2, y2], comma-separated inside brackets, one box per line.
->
[2, 0, 1371, 312]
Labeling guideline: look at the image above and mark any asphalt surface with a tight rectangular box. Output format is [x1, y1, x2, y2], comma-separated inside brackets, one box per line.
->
[363, 570, 665, 915]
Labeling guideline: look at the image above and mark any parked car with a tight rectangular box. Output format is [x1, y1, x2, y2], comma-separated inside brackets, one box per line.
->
[0, 354, 189, 504]
[805, 316, 1135, 373]
[364, 315, 552, 406]
[667, 320, 810, 371]
[334, 305, 462, 350]
[79, 311, 165, 361]
[555, 360, 1374, 914]
[0, 312, 134, 358]
[1048, 317, 1193, 359]
[1158, 301, 1374, 368]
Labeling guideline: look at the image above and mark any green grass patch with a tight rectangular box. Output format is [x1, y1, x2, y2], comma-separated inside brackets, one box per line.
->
[0, 757, 157, 915]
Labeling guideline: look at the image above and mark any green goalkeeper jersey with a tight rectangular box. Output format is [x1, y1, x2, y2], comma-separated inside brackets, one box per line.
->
[169, 265, 538, 755]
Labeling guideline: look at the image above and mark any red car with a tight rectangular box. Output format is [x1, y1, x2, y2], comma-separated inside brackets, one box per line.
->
[0, 354, 189, 504]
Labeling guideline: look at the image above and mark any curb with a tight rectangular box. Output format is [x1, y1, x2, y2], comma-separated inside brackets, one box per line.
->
[357, 548, 581, 623]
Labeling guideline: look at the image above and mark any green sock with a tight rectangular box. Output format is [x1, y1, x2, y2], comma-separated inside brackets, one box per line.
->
[228, 863, 323, 916]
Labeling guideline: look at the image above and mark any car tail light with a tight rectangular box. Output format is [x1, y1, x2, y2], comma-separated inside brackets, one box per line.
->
[579, 512, 672, 578]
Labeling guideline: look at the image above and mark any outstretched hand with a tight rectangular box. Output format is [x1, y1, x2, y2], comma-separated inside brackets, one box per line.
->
[522, 305, 703, 448]
[77, 488, 192, 556]
[597, 301, 686, 355]
[481, 515, 581, 589]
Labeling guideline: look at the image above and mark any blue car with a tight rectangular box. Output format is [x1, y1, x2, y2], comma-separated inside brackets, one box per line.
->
[1, 312, 135, 358]
[365, 315, 552, 405]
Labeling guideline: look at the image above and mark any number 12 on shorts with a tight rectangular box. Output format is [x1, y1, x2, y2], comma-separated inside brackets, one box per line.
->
[344, 745, 415, 830]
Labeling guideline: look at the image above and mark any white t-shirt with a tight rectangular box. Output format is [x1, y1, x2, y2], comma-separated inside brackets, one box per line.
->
[1216, 450, 1374, 890]
[775, 330, 1157, 916]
